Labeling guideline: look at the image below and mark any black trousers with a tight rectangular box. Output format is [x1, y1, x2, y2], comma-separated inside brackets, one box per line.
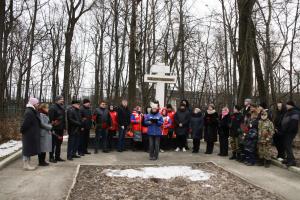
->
[176, 135, 186, 149]
[206, 141, 215, 154]
[193, 138, 200, 152]
[273, 133, 285, 158]
[50, 129, 63, 159]
[108, 130, 116, 150]
[168, 129, 174, 149]
[219, 129, 229, 155]
[142, 134, 149, 152]
[285, 133, 297, 163]
[79, 129, 90, 154]
[67, 133, 79, 158]
[38, 152, 46, 164]
[149, 135, 160, 159]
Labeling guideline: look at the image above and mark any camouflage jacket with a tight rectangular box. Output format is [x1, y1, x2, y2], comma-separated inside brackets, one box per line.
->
[258, 119, 274, 143]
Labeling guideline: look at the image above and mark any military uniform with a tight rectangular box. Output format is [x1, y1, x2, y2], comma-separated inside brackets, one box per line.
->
[258, 119, 274, 162]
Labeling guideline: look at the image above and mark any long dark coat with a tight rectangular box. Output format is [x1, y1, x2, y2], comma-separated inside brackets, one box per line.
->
[174, 109, 191, 136]
[190, 113, 204, 139]
[20, 107, 41, 157]
[204, 111, 219, 142]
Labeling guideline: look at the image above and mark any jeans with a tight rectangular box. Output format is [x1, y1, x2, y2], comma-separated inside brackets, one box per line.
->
[285, 133, 297, 163]
[149, 135, 160, 159]
[67, 133, 79, 158]
[118, 126, 127, 151]
[95, 129, 108, 152]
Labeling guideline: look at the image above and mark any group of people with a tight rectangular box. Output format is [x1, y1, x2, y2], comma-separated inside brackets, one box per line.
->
[20, 95, 299, 170]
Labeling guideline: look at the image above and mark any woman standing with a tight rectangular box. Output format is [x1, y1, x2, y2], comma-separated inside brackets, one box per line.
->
[218, 107, 231, 156]
[204, 104, 219, 154]
[144, 103, 164, 160]
[38, 103, 53, 166]
[20, 97, 41, 170]
[174, 103, 191, 152]
[190, 108, 204, 153]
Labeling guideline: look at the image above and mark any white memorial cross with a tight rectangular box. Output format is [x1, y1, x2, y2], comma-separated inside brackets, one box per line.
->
[144, 63, 176, 107]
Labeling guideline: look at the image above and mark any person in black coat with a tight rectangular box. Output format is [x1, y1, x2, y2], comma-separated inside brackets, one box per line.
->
[48, 95, 65, 162]
[174, 103, 191, 152]
[117, 99, 131, 152]
[218, 106, 230, 156]
[281, 101, 300, 167]
[190, 108, 204, 153]
[273, 101, 286, 160]
[67, 100, 82, 160]
[78, 99, 93, 156]
[204, 104, 219, 154]
[21, 97, 41, 170]
[181, 99, 192, 150]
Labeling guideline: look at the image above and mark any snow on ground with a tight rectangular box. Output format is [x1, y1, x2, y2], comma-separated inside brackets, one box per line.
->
[0, 140, 22, 158]
[103, 166, 213, 181]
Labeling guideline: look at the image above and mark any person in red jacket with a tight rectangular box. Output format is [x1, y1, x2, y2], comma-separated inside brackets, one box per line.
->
[161, 108, 172, 152]
[108, 105, 118, 151]
[166, 104, 175, 149]
[130, 106, 143, 150]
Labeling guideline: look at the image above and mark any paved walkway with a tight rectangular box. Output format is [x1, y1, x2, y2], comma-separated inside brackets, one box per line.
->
[0, 142, 300, 200]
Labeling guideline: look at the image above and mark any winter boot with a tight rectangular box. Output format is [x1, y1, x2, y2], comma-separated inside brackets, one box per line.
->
[264, 160, 271, 168]
[23, 160, 36, 171]
[257, 159, 264, 166]
[229, 152, 237, 160]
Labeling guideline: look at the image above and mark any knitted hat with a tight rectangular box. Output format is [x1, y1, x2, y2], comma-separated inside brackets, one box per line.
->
[286, 100, 296, 107]
[71, 99, 80, 104]
[83, 98, 90, 104]
[28, 97, 39, 106]
[55, 95, 64, 102]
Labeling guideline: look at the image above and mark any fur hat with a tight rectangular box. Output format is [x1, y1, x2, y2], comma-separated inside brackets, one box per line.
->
[71, 99, 80, 104]
[55, 95, 64, 102]
[286, 100, 296, 107]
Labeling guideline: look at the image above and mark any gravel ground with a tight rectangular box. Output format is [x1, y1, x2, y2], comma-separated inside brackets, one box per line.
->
[68, 162, 282, 200]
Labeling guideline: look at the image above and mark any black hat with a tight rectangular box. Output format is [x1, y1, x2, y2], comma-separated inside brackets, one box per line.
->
[71, 99, 80, 104]
[166, 104, 173, 109]
[234, 105, 242, 111]
[55, 95, 64, 102]
[259, 102, 268, 109]
[83, 99, 90, 104]
[286, 100, 296, 107]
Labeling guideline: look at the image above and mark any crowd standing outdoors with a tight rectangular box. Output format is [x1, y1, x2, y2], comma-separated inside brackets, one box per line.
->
[20, 96, 300, 170]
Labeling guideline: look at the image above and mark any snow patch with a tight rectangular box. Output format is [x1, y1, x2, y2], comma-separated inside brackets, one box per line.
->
[103, 166, 213, 181]
[0, 140, 22, 158]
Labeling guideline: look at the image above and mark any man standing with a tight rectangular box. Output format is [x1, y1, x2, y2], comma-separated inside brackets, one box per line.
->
[93, 101, 111, 153]
[49, 95, 65, 162]
[281, 101, 299, 167]
[243, 98, 252, 116]
[273, 101, 286, 160]
[117, 100, 131, 152]
[79, 99, 92, 155]
[67, 100, 82, 160]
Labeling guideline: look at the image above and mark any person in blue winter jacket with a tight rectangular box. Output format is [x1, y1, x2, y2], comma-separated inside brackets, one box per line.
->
[144, 102, 164, 160]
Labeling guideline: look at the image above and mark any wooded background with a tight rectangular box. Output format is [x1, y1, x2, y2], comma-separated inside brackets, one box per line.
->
[0, 0, 300, 141]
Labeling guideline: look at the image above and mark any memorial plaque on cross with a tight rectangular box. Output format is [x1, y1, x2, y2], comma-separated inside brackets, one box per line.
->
[144, 63, 176, 107]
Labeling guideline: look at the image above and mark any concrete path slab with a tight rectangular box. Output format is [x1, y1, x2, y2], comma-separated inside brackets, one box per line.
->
[0, 143, 299, 200]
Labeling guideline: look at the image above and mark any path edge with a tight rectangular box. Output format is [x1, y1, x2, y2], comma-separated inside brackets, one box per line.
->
[0, 149, 22, 171]
[65, 164, 81, 200]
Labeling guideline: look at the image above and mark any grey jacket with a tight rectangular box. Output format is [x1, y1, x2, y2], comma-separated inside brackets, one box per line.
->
[40, 113, 53, 153]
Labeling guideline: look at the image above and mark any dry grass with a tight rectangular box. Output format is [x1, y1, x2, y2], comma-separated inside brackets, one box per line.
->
[0, 116, 22, 144]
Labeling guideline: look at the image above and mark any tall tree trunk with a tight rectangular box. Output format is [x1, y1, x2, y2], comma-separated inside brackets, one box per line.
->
[24, 0, 38, 104]
[237, 0, 255, 104]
